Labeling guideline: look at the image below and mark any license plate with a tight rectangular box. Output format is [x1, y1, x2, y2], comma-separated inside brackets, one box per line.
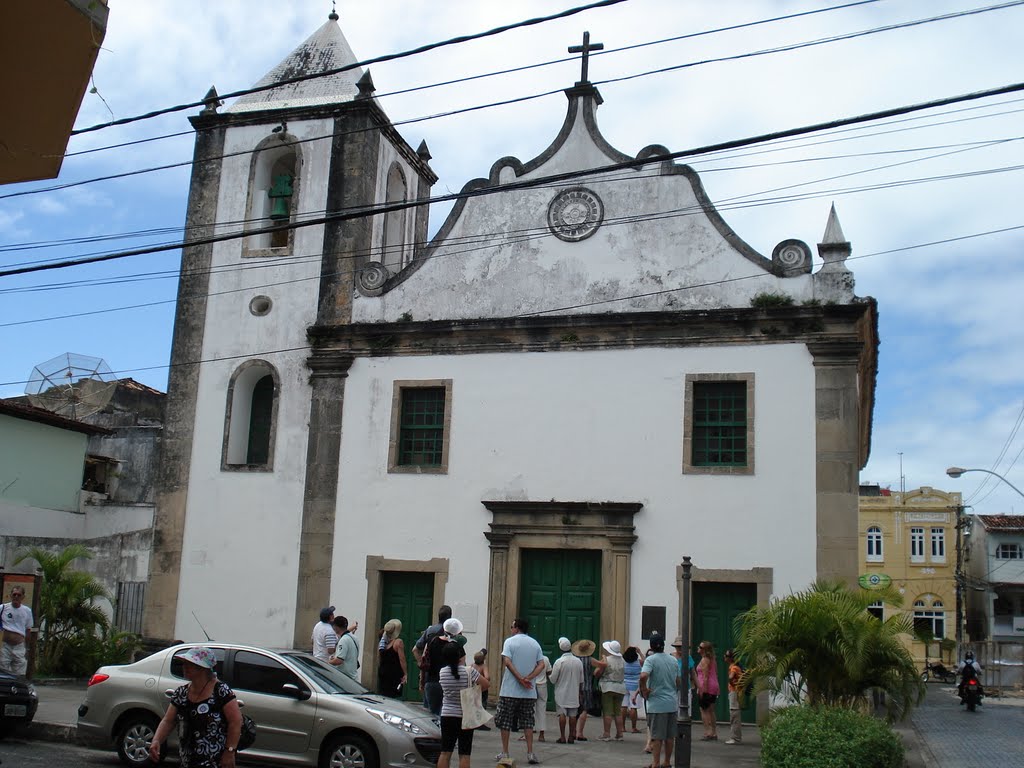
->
[3, 704, 27, 717]
[968, 684, 979, 691]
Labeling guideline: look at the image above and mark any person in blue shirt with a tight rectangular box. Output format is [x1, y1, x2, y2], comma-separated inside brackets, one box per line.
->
[640, 633, 680, 768]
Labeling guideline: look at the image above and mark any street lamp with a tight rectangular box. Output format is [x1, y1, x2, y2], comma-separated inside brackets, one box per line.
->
[945, 467, 1024, 500]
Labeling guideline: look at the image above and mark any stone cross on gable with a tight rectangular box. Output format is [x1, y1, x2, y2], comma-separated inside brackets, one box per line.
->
[569, 31, 604, 84]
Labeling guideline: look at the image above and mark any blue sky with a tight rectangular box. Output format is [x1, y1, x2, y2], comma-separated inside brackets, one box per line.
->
[1, 0, 1022, 513]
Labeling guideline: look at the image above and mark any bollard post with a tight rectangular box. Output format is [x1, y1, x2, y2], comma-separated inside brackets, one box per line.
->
[676, 556, 692, 768]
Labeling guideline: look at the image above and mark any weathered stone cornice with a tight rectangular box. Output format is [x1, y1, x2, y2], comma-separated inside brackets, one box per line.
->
[309, 304, 872, 358]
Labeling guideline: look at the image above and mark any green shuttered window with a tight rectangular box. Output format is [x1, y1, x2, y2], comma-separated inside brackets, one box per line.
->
[398, 387, 446, 466]
[692, 381, 747, 467]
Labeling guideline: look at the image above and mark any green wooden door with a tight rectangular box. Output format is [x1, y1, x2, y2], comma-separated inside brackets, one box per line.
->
[691, 581, 757, 723]
[380, 571, 435, 703]
[519, 549, 601, 708]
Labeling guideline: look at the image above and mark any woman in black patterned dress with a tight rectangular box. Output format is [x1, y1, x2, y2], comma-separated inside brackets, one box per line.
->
[150, 646, 242, 768]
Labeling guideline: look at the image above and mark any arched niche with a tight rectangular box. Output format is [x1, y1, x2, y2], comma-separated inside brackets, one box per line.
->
[381, 161, 408, 274]
[222, 360, 280, 471]
[244, 134, 302, 255]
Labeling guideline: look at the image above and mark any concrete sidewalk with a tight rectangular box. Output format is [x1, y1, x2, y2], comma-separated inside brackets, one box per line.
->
[24, 680, 934, 768]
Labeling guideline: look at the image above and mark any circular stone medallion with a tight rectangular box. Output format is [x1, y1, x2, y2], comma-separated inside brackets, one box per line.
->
[547, 187, 604, 242]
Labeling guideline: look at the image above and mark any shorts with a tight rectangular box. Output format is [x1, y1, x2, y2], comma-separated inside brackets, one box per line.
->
[623, 689, 639, 709]
[555, 705, 580, 717]
[647, 711, 675, 741]
[494, 696, 536, 732]
[0, 642, 27, 677]
[440, 716, 474, 755]
[601, 690, 622, 717]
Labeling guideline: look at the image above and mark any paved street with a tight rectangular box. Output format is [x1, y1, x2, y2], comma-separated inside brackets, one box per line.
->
[912, 683, 1024, 768]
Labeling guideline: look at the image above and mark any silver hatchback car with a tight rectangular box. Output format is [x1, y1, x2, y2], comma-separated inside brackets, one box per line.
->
[77, 643, 441, 768]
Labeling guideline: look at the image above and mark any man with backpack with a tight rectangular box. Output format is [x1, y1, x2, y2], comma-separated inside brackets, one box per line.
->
[414, 605, 453, 715]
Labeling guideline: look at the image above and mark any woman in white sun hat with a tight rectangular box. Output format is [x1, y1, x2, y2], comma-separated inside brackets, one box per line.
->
[593, 639, 626, 741]
[150, 646, 242, 767]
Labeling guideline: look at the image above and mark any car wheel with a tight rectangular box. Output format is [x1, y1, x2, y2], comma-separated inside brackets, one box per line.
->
[320, 732, 378, 768]
[116, 713, 164, 767]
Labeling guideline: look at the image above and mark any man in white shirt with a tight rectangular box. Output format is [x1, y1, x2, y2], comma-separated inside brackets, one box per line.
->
[548, 636, 585, 744]
[1, 586, 33, 677]
[311, 605, 337, 661]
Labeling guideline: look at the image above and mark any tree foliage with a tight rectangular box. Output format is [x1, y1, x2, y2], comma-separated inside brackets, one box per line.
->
[735, 580, 924, 721]
[14, 545, 113, 674]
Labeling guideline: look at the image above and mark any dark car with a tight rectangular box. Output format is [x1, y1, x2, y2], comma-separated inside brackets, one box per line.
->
[0, 670, 39, 736]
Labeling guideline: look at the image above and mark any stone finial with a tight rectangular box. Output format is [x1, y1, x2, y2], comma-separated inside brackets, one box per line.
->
[813, 203, 855, 302]
[417, 140, 432, 163]
[821, 203, 846, 245]
[356, 70, 375, 99]
[200, 85, 222, 115]
[817, 203, 851, 274]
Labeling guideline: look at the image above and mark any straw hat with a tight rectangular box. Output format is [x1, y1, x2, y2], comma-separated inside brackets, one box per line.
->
[383, 619, 402, 638]
[572, 638, 596, 657]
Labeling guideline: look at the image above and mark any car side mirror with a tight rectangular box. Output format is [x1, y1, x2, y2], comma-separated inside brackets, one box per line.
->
[282, 683, 311, 700]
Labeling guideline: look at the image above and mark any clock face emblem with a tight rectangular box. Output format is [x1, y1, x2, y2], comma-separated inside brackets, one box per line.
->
[547, 187, 604, 242]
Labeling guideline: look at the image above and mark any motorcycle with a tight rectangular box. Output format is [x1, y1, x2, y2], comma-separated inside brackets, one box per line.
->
[963, 676, 983, 712]
[921, 661, 957, 683]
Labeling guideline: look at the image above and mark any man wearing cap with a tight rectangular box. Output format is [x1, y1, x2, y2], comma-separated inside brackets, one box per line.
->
[311, 606, 337, 662]
[548, 636, 584, 744]
[419, 616, 461, 716]
[639, 632, 681, 768]
[671, 635, 698, 702]
[495, 617, 545, 765]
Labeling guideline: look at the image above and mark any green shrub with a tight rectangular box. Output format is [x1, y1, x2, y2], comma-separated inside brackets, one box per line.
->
[761, 705, 904, 768]
[751, 292, 794, 308]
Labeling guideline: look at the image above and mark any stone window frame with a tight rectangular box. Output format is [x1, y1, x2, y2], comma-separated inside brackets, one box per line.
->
[866, 526, 884, 563]
[387, 379, 453, 474]
[682, 372, 755, 475]
[242, 133, 303, 259]
[221, 359, 280, 472]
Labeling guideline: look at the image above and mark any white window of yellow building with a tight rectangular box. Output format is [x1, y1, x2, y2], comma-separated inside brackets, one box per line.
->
[930, 528, 946, 563]
[866, 526, 883, 562]
[910, 527, 925, 563]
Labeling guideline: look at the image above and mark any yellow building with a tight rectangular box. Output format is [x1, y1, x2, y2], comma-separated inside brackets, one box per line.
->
[858, 485, 961, 664]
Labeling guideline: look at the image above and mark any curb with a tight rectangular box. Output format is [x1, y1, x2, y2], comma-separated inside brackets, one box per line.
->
[27, 720, 80, 744]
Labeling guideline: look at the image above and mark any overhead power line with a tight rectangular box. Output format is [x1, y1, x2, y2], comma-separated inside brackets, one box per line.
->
[70, 0, 630, 137]
[1, 222, 1021, 389]
[56, 0, 879, 161]
[3, 80, 1023, 280]
[7, 94, 1021, 262]
[10, 1, 1018, 203]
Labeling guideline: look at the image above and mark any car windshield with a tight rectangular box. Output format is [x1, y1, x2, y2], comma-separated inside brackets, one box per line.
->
[282, 653, 370, 695]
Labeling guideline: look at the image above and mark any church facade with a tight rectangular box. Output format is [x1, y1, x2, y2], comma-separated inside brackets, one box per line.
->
[144, 15, 878, 710]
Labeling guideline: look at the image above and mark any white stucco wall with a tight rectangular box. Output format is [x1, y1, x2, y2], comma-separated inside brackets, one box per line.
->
[329, 343, 818, 653]
[354, 95, 815, 324]
[174, 119, 333, 645]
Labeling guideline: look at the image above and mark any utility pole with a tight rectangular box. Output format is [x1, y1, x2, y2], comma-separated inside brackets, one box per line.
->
[676, 557, 692, 768]
[954, 502, 966, 654]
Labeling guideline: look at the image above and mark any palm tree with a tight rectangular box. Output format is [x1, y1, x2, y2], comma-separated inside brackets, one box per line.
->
[735, 580, 924, 721]
[14, 545, 110, 673]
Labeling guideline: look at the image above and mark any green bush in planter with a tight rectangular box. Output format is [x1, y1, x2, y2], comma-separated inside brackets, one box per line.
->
[761, 705, 904, 768]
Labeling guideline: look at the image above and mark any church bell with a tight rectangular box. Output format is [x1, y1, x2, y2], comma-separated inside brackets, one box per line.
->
[268, 173, 294, 220]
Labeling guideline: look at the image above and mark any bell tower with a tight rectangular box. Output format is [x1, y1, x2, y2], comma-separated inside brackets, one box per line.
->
[144, 11, 436, 645]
